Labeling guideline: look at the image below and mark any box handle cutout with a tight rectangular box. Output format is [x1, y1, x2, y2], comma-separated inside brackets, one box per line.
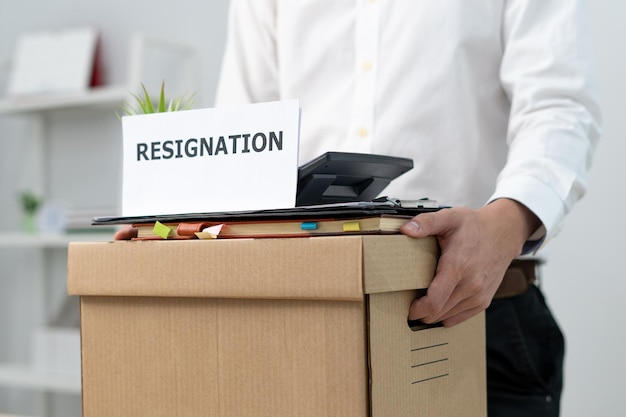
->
[407, 319, 443, 331]
[407, 289, 443, 331]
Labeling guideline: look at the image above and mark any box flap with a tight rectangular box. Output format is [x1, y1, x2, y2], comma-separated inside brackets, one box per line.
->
[68, 238, 365, 300]
[68, 235, 439, 299]
[368, 290, 486, 416]
[362, 235, 439, 294]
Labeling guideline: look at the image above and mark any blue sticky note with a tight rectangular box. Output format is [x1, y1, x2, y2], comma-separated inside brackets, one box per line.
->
[300, 222, 318, 231]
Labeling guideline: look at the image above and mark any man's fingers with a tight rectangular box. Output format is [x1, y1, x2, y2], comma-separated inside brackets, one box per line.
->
[409, 289, 488, 326]
[408, 267, 494, 325]
[433, 287, 492, 323]
[439, 306, 486, 328]
[114, 226, 138, 240]
[400, 208, 459, 238]
[407, 264, 459, 322]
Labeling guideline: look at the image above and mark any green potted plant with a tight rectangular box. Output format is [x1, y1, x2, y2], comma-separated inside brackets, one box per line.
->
[19, 190, 42, 233]
[117, 81, 195, 118]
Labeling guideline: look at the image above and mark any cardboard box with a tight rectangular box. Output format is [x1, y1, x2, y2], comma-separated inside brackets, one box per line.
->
[68, 235, 486, 417]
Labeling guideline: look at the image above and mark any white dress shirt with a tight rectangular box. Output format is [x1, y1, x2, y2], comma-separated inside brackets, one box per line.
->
[215, 0, 601, 251]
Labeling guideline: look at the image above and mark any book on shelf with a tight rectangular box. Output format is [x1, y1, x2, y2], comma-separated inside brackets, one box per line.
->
[133, 214, 415, 240]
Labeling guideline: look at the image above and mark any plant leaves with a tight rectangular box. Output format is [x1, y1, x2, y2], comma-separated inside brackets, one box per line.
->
[157, 81, 166, 113]
[117, 82, 195, 118]
[140, 83, 155, 114]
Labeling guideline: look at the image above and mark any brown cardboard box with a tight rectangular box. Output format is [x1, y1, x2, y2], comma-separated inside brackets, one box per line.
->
[68, 235, 486, 417]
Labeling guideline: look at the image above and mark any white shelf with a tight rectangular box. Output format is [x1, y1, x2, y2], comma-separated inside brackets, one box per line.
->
[0, 232, 114, 248]
[0, 85, 129, 115]
[0, 413, 35, 417]
[0, 363, 80, 395]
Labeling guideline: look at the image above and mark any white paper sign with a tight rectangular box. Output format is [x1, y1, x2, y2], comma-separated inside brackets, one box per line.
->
[122, 99, 301, 217]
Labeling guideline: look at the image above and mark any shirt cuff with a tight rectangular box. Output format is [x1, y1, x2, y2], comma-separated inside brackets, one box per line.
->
[488, 175, 565, 254]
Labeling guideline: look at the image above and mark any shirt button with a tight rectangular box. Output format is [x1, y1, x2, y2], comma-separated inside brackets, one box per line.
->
[361, 60, 373, 71]
[358, 128, 369, 138]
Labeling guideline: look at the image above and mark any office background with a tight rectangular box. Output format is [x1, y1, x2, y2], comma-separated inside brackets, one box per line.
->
[0, 1, 623, 416]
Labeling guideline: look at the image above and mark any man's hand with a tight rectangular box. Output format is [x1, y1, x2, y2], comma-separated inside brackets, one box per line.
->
[400, 198, 541, 327]
[114, 226, 138, 240]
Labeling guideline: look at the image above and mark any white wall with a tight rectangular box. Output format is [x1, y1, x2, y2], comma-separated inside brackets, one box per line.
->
[542, 1, 626, 415]
[0, 0, 624, 416]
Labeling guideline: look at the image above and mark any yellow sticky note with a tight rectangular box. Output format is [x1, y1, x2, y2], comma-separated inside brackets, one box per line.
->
[195, 224, 224, 240]
[342, 221, 361, 232]
[153, 221, 172, 239]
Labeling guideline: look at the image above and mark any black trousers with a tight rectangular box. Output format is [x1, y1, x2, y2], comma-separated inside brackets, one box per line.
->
[486, 285, 565, 417]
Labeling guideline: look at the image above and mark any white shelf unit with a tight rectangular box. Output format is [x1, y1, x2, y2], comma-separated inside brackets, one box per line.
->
[0, 364, 80, 396]
[0, 34, 199, 417]
[0, 87, 124, 417]
[0, 232, 114, 249]
[0, 86, 129, 116]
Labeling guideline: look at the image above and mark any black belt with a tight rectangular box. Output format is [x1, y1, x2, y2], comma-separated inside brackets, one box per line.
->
[494, 259, 539, 299]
